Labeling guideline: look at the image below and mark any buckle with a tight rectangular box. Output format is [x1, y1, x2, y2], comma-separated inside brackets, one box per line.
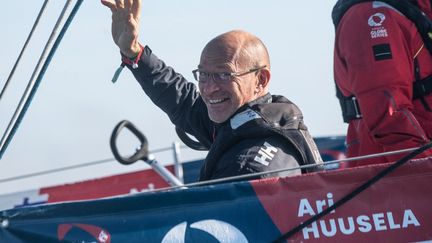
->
[350, 96, 362, 119]
[341, 96, 362, 123]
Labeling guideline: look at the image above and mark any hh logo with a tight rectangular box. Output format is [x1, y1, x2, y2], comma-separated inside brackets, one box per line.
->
[254, 142, 277, 166]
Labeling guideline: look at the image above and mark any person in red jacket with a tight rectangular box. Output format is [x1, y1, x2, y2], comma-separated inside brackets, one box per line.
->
[333, 0, 432, 166]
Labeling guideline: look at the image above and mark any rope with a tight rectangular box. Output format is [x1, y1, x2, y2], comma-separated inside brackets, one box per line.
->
[0, 158, 114, 184]
[123, 145, 429, 195]
[0, 144, 187, 184]
[0, 0, 84, 159]
[0, 0, 50, 101]
[0, 144, 424, 186]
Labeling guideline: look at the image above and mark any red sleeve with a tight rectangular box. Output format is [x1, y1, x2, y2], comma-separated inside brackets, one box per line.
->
[334, 3, 430, 153]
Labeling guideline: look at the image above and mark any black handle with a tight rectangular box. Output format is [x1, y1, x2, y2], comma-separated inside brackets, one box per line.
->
[175, 126, 208, 151]
[110, 120, 149, 165]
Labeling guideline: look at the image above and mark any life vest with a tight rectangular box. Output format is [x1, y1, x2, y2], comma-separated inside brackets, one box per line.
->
[199, 95, 323, 181]
[332, 0, 432, 122]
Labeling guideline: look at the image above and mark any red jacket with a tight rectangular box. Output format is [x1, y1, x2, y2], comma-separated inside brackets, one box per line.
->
[334, 0, 432, 166]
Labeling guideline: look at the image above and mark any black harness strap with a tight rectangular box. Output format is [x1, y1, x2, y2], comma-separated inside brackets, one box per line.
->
[336, 87, 362, 123]
[413, 76, 432, 100]
[414, 58, 432, 111]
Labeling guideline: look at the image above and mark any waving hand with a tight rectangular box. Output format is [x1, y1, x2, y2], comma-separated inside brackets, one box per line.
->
[101, 0, 141, 58]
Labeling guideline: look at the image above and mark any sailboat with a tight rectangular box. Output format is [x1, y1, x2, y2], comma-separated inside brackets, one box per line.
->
[1, 1, 432, 242]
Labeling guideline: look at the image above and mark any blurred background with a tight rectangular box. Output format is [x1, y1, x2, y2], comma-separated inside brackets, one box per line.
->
[0, 0, 344, 195]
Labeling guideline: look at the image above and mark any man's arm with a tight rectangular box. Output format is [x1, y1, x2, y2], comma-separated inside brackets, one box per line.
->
[102, 0, 213, 146]
[129, 46, 213, 147]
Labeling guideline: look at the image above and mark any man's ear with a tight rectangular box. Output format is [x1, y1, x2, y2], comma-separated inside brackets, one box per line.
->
[258, 68, 270, 89]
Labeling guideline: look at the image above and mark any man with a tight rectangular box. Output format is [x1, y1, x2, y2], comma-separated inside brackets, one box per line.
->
[333, 0, 432, 166]
[102, 0, 322, 181]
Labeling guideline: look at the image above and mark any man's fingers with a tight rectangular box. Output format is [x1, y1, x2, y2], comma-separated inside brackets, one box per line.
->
[101, 0, 116, 10]
[132, 0, 141, 19]
[115, 0, 125, 9]
[124, 0, 132, 9]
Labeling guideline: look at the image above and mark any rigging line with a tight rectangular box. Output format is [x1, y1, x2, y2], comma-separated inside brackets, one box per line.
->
[0, 157, 115, 184]
[133, 146, 431, 193]
[0, 0, 50, 101]
[0, 143, 189, 184]
[0, 144, 424, 185]
[0, 0, 84, 160]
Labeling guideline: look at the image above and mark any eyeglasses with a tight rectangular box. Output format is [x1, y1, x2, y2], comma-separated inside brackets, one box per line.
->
[192, 65, 267, 84]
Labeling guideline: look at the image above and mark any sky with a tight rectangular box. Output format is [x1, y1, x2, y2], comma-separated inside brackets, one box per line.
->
[0, 0, 344, 195]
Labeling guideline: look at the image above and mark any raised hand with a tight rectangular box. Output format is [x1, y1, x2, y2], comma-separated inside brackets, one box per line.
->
[101, 0, 141, 58]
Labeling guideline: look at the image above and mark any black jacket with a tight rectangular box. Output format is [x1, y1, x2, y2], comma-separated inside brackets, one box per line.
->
[127, 46, 323, 181]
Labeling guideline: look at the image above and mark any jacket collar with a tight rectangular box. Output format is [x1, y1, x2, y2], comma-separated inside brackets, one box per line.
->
[214, 93, 272, 128]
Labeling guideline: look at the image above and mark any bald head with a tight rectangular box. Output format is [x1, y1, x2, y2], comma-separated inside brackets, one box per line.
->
[200, 30, 270, 71]
[198, 30, 272, 123]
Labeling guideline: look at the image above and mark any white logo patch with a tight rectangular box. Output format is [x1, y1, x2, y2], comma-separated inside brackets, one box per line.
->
[368, 13, 388, 39]
[254, 142, 278, 166]
[98, 230, 109, 242]
[230, 108, 261, 130]
[368, 13, 386, 27]
[371, 28, 388, 38]
[162, 220, 248, 243]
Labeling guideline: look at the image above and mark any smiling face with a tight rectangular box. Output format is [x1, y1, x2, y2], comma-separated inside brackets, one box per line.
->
[198, 30, 271, 123]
